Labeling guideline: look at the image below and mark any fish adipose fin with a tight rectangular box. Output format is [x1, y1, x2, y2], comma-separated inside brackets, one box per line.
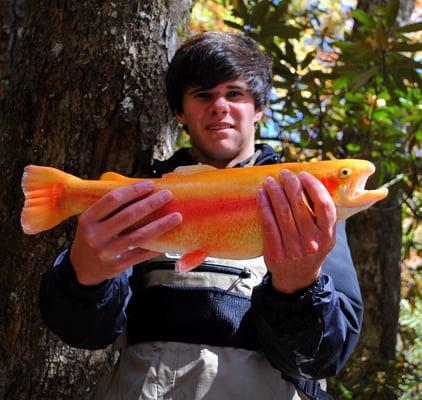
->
[175, 250, 208, 272]
[20, 165, 77, 235]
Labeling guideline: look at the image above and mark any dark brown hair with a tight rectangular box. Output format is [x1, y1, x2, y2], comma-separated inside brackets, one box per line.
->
[166, 32, 273, 113]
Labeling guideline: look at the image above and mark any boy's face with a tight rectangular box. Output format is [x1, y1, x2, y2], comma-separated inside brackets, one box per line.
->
[176, 78, 263, 168]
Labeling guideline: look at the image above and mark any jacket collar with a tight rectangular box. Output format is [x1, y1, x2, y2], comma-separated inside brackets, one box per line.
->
[151, 143, 280, 177]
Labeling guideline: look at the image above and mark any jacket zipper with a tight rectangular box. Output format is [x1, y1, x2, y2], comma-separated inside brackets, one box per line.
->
[144, 261, 251, 279]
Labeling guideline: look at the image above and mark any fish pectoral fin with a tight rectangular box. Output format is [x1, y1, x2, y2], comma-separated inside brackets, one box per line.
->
[302, 191, 317, 218]
[163, 164, 217, 178]
[175, 250, 208, 272]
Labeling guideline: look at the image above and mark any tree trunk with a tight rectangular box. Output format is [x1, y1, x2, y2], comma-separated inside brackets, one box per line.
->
[347, 191, 402, 360]
[0, 1, 192, 398]
[0, 0, 25, 100]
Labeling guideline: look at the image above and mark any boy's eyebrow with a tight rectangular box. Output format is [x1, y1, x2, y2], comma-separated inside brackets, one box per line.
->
[185, 87, 204, 95]
[186, 83, 248, 95]
[226, 84, 247, 90]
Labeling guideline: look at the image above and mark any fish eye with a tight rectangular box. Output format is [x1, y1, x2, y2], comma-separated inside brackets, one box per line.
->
[340, 168, 352, 179]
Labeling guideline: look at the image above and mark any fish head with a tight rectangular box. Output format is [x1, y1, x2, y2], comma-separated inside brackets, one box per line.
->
[316, 159, 389, 220]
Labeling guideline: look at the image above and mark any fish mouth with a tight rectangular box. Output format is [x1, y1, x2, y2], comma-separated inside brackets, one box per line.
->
[343, 165, 388, 206]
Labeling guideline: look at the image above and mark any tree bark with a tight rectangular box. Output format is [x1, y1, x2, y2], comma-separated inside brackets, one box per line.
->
[0, 0, 25, 100]
[347, 191, 402, 360]
[0, 1, 192, 398]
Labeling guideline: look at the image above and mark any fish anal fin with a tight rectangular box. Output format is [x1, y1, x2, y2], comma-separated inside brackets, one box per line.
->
[163, 164, 217, 178]
[175, 250, 208, 272]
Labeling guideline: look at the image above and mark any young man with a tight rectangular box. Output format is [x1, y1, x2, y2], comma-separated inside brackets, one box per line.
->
[40, 32, 363, 399]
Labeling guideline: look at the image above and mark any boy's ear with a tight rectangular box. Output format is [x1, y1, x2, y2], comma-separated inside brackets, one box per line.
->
[176, 111, 186, 125]
[254, 108, 264, 122]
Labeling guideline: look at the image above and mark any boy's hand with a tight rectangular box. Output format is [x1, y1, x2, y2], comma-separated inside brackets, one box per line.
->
[257, 170, 336, 294]
[70, 181, 182, 286]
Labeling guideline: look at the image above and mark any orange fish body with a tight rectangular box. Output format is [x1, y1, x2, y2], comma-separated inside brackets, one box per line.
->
[21, 160, 388, 270]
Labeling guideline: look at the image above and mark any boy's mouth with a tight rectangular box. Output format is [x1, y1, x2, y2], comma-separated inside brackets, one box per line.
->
[206, 123, 234, 131]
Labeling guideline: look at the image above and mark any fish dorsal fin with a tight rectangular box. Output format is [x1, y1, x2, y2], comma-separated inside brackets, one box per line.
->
[163, 164, 217, 177]
[100, 171, 135, 182]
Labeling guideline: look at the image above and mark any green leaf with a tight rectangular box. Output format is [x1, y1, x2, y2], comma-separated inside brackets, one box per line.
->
[300, 70, 328, 83]
[396, 22, 422, 33]
[345, 92, 365, 102]
[384, 76, 400, 104]
[388, 56, 422, 70]
[351, 9, 374, 27]
[333, 42, 374, 58]
[386, 0, 400, 26]
[235, 0, 250, 23]
[223, 20, 245, 31]
[294, 98, 310, 116]
[268, 42, 289, 63]
[349, 66, 378, 91]
[332, 40, 355, 50]
[259, 23, 301, 39]
[273, 62, 295, 80]
[333, 76, 350, 91]
[402, 114, 422, 124]
[375, 23, 388, 50]
[400, 69, 422, 86]
[391, 42, 422, 52]
[300, 51, 316, 70]
[273, 80, 292, 89]
[346, 143, 361, 153]
[373, 110, 392, 124]
[390, 71, 408, 93]
[399, 97, 415, 109]
[285, 40, 297, 69]
[250, 1, 270, 25]
[265, 1, 289, 24]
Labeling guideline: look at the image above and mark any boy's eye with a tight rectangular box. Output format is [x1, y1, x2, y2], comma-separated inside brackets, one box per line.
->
[227, 91, 242, 98]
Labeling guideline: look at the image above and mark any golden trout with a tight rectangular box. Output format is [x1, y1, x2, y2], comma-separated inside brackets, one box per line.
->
[21, 160, 387, 270]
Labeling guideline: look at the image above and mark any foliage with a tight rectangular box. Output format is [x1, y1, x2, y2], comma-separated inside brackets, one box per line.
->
[190, 0, 422, 398]
[327, 252, 421, 400]
[190, 0, 236, 32]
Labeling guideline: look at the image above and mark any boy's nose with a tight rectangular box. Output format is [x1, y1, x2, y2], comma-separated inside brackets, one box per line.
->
[210, 97, 229, 116]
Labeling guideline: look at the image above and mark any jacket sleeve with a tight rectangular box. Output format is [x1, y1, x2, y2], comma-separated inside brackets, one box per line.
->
[39, 249, 132, 350]
[250, 220, 363, 380]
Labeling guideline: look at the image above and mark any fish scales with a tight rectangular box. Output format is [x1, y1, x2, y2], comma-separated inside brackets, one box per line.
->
[20, 160, 388, 271]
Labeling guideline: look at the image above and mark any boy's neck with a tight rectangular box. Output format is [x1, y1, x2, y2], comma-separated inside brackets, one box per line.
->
[190, 147, 257, 169]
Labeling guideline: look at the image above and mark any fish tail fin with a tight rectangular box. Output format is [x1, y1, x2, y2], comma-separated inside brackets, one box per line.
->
[21, 165, 77, 234]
